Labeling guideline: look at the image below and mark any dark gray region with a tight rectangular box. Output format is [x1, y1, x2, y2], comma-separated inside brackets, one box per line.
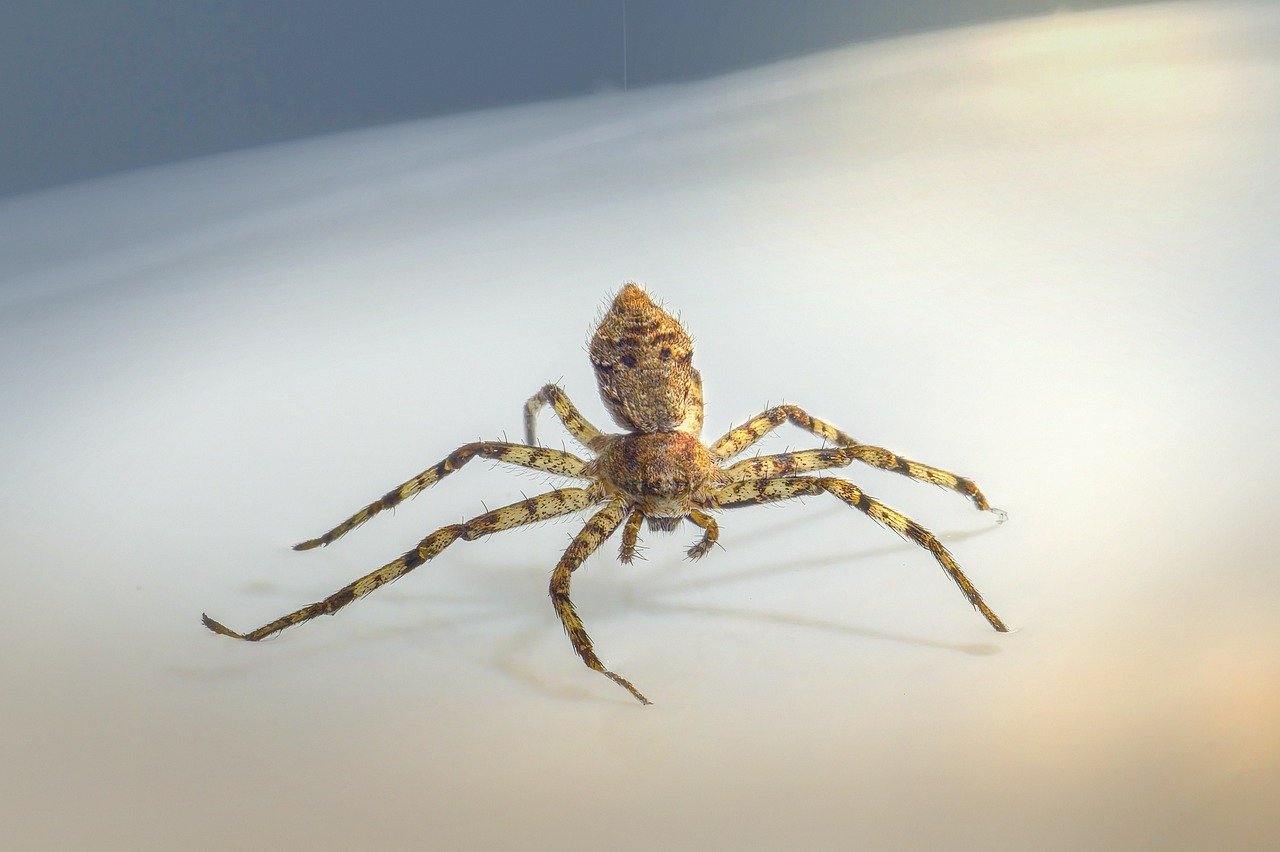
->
[3, 0, 1153, 198]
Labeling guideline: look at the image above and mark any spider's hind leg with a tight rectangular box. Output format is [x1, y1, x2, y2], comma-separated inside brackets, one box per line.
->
[524, 384, 604, 449]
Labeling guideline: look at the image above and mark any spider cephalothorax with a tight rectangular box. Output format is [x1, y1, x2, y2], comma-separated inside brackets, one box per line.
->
[204, 283, 1007, 705]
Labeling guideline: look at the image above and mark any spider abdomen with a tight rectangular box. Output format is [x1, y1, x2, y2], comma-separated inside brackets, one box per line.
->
[589, 283, 701, 434]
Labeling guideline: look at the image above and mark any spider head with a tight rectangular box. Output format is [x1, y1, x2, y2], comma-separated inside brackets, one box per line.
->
[596, 431, 723, 520]
[590, 283, 699, 433]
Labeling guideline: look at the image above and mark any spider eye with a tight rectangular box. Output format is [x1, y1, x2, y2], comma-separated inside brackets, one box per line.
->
[620, 354, 637, 368]
[659, 347, 672, 360]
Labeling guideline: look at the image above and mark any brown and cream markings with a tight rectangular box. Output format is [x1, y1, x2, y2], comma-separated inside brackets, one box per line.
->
[205, 283, 1007, 705]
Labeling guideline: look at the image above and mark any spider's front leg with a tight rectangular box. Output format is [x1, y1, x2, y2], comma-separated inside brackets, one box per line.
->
[711, 476, 1007, 632]
[710, 404, 994, 512]
[721, 447, 853, 483]
[203, 487, 598, 641]
[549, 499, 651, 704]
[523, 384, 604, 449]
[294, 442, 588, 550]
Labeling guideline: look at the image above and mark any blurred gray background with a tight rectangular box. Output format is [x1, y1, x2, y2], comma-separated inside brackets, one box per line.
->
[3, 0, 1153, 198]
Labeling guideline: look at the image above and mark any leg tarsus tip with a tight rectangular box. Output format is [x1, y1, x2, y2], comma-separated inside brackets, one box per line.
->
[603, 670, 650, 705]
[201, 613, 246, 639]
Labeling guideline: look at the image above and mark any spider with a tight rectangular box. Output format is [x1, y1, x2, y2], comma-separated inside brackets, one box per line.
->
[203, 283, 1007, 704]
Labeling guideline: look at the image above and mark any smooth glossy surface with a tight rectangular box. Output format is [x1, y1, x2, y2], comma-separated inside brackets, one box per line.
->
[2, 3, 1277, 848]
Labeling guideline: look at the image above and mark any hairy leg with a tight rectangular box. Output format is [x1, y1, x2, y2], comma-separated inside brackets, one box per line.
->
[710, 404, 991, 511]
[685, 509, 719, 560]
[619, 508, 644, 564]
[710, 404, 856, 458]
[675, 369, 705, 435]
[711, 476, 1007, 632]
[523, 383, 604, 449]
[203, 488, 597, 641]
[295, 442, 588, 550]
[548, 499, 650, 704]
[722, 447, 853, 482]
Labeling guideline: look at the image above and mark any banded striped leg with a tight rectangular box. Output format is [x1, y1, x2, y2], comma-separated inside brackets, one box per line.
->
[722, 447, 854, 483]
[524, 384, 604, 448]
[712, 477, 1007, 632]
[685, 510, 719, 560]
[203, 488, 597, 642]
[710, 404, 992, 511]
[548, 499, 650, 704]
[710, 405, 857, 458]
[295, 442, 589, 550]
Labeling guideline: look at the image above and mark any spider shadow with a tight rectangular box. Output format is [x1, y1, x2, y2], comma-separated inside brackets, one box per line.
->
[474, 504, 1006, 702]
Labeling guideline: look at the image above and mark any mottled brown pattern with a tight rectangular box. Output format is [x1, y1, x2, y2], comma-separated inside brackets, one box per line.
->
[589, 284, 701, 434]
[204, 282, 1006, 705]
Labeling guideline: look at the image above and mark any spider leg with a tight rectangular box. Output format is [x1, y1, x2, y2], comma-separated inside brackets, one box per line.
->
[685, 509, 718, 560]
[844, 444, 992, 512]
[709, 404, 854, 458]
[676, 369, 706, 435]
[711, 476, 1007, 632]
[619, 508, 644, 564]
[203, 487, 597, 642]
[294, 442, 589, 550]
[524, 384, 604, 448]
[722, 447, 853, 483]
[710, 404, 992, 511]
[548, 499, 650, 704]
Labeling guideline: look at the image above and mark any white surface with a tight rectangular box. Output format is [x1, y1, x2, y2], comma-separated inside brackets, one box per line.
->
[2, 3, 1278, 849]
